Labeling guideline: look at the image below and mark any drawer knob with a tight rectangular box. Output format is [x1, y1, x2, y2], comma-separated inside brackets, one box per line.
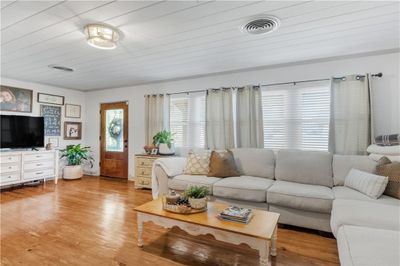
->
[141, 162, 144, 165]
[8, 166, 12, 169]
[7, 176, 12, 179]
[36, 171, 44, 175]
[8, 157, 12, 160]
[37, 163, 43, 166]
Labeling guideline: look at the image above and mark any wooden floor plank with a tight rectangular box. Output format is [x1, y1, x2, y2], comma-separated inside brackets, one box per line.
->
[0, 176, 339, 266]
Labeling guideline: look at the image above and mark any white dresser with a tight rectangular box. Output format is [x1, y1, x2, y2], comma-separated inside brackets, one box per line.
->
[0, 150, 59, 187]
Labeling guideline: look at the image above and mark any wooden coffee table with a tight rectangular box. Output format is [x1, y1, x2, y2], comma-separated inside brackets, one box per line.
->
[134, 199, 280, 266]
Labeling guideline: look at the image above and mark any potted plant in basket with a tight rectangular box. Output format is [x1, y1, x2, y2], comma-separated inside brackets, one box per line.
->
[60, 144, 94, 180]
[153, 130, 175, 155]
[184, 186, 209, 209]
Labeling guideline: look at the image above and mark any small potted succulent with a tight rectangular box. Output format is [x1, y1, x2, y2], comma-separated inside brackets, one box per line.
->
[184, 186, 209, 209]
[153, 130, 175, 155]
[60, 144, 94, 180]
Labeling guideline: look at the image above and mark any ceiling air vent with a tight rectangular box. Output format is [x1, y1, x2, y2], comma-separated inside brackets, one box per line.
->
[241, 16, 280, 35]
[48, 64, 74, 72]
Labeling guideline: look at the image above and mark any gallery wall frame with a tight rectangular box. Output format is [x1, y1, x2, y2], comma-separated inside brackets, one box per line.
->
[0, 85, 33, 113]
[65, 103, 81, 118]
[64, 121, 82, 140]
[37, 92, 64, 105]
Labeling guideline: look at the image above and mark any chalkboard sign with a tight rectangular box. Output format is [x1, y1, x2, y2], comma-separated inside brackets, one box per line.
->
[40, 105, 61, 136]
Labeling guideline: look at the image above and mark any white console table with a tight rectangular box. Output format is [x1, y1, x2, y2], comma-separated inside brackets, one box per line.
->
[0, 150, 59, 187]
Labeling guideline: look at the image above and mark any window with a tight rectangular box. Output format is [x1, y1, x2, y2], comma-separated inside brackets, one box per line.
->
[169, 92, 206, 148]
[261, 81, 331, 151]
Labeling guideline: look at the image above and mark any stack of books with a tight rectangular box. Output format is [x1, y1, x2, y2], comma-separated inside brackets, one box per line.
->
[218, 206, 253, 224]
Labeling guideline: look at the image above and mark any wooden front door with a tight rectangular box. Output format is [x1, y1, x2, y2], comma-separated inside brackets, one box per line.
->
[100, 102, 128, 178]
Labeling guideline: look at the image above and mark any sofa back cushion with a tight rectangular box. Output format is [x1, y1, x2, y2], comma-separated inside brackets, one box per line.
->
[333, 155, 376, 186]
[230, 148, 275, 179]
[275, 149, 333, 187]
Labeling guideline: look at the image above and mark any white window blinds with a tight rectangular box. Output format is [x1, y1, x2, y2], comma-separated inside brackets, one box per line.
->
[261, 80, 331, 151]
[169, 92, 206, 148]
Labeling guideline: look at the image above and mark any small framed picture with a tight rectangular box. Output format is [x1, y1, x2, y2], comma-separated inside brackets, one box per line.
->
[64, 121, 82, 140]
[38, 92, 64, 105]
[65, 104, 81, 118]
[48, 137, 59, 148]
[151, 148, 158, 155]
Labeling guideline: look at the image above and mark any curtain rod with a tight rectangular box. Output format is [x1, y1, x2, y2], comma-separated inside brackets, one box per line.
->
[165, 72, 383, 95]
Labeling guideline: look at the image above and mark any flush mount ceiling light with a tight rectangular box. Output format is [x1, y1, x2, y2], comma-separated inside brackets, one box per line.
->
[241, 16, 280, 35]
[84, 24, 120, 50]
[48, 64, 74, 72]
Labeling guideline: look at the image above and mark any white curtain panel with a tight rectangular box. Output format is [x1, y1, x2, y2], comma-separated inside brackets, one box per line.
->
[145, 94, 164, 145]
[236, 85, 264, 148]
[206, 88, 234, 149]
[329, 74, 372, 155]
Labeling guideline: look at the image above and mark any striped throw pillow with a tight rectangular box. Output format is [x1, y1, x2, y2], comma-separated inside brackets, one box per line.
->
[344, 168, 388, 199]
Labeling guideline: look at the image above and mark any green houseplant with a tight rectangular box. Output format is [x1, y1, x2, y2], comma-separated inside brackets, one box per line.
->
[60, 144, 94, 180]
[152, 130, 175, 155]
[184, 186, 209, 209]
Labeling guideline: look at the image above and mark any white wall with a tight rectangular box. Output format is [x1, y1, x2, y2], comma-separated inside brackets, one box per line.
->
[0, 77, 86, 149]
[84, 51, 400, 179]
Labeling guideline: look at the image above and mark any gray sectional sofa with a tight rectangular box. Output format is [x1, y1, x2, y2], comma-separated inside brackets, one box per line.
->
[152, 148, 400, 266]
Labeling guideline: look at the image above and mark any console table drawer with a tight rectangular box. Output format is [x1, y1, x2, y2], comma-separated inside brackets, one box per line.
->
[23, 169, 54, 180]
[1, 164, 20, 173]
[1, 172, 20, 183]
[0, 155, 20, 164]
[136, 157, 154, 168]
[24, 161, 54, 171]
[136, 167, 151, 177]
[24, 153, 54, 162]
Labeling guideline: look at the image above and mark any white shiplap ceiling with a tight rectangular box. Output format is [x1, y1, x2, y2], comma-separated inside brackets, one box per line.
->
[1, 1, 399, 91]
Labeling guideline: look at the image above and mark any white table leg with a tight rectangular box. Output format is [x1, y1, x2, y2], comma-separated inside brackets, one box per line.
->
[137, 214, 144, 247]
[259, 240, 270, 266]
[271, 225, 277, 257]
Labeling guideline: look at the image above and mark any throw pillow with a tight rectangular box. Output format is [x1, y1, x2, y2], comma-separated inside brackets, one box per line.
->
[376, 156, 400, 199]
[344, 168, 388, 199]
[184, 150, 211, 175]
[207, 150, 240, 178]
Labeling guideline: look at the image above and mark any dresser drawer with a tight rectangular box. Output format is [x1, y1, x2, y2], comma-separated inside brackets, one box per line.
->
[136, 157, 155, 168]
[24, 153, 54, 162]
[23, 169, 54, 180]
[136, 177, 151, 186]
[1, 164, 20, 174]
[0, 155, 21, 164]
[136, 167, 151, 177]
[1, 172, 20, 184]
[24, 161, 54, 171]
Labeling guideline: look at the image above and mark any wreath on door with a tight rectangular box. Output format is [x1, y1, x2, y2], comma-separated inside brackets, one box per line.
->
[108, 116, 122, 138]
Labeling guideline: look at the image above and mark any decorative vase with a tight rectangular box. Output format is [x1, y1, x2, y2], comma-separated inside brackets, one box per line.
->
[158, 143, 175, 155]
[63, 165, 83, 180]
[188, 197, 207, 209]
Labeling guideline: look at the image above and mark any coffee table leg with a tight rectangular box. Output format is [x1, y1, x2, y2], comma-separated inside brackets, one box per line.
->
[271, 225, 277, 257]
[137, 214, 144, 247]
[259, 240, 270, 266]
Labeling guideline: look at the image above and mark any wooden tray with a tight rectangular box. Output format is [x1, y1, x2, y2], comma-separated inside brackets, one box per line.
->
[163, 204, 207, 214]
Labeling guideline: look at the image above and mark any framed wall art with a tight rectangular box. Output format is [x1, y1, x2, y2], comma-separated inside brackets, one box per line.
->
[40, 105, 61, 136]
[37, 92, 64, 105]
[0, 85, 33, 112]
[65, 104, 81, 118]
[64, 121, 82, 140]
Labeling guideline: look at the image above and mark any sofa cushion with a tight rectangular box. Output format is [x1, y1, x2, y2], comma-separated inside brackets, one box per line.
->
[230, 148, 275, 179]
[332, 186, 399, 205]
[344, 169, 388, 199]
[337, 225, 400, 266]
[275, 150, 333, 187]
[207, 150, 240, 177]
[168, 175, 221, 194]
[376, 157, 400, 199]
[213, 176, 274, 202]
[267, 181, 334, 213]
[331, 199, 400, 237]
[333, 155, 376, 186]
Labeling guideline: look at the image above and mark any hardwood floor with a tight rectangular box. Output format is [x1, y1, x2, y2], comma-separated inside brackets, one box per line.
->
[0, 176, 339, 266]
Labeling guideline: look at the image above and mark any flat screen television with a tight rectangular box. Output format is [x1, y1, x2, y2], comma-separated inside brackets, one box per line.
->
[0, 115, 45, 149]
